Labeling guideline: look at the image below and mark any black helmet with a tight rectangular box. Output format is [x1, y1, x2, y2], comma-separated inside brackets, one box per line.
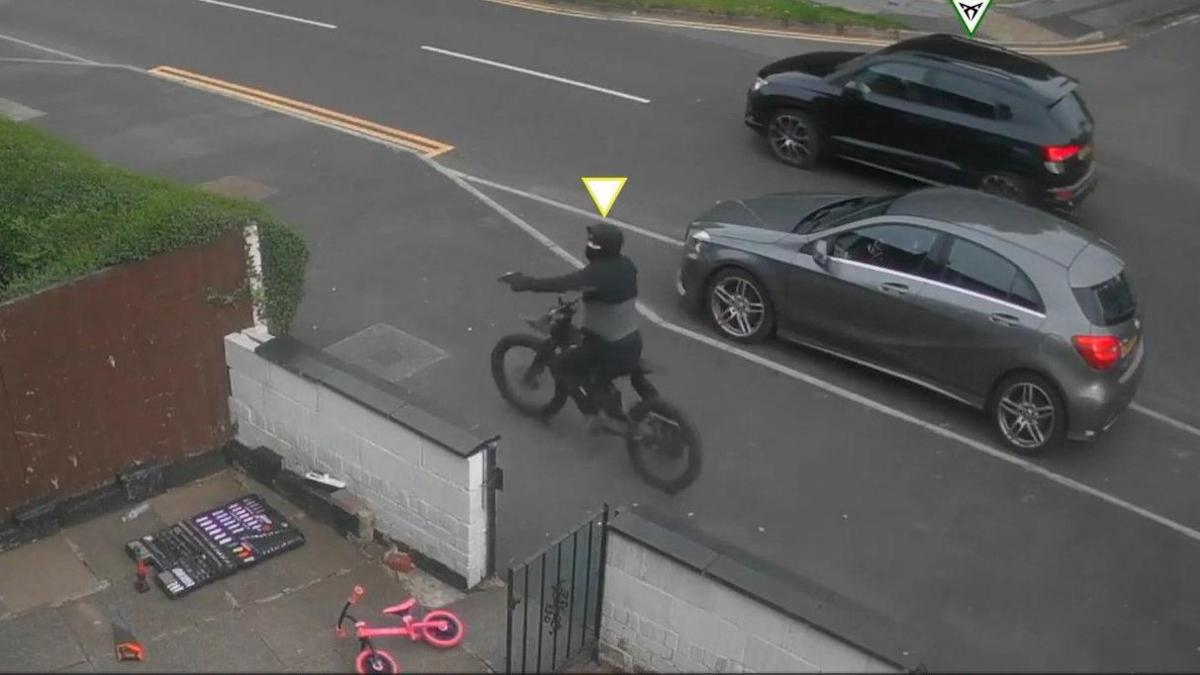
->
[586, 222, 624, 259]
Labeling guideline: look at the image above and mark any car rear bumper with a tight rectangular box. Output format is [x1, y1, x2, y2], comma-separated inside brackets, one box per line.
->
[1064, 337, 1145, 441]
[1041, 162, 1097, 211]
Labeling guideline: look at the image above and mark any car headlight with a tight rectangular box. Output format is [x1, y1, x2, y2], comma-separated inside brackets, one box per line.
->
[685, 228, 711, 255]
[752, 77, 768, 91]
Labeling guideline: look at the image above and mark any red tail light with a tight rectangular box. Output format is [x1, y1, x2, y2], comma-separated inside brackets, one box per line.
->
[1072, 335, 1121, 370]
[1044, 144, 1082, 162]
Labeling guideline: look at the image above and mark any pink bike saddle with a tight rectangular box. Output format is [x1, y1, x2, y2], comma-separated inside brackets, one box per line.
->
[383, 599, 416, 615]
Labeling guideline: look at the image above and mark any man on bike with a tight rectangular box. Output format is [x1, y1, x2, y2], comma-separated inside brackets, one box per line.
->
[502, 222, 641, 434]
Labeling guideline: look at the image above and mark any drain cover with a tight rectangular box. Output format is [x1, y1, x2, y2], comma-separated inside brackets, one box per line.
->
[323, 324, 448, 382]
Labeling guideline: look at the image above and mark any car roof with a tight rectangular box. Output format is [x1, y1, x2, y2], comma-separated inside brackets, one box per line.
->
[877, 34, 1077, 102]
[885, 187, 1099, 266]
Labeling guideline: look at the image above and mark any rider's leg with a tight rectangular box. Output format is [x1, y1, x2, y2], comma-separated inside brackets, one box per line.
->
[553, 339, 601, 416]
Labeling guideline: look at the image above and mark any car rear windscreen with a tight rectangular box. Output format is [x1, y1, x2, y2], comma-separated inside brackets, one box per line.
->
[1073, 272, 1136, 327]
[1049, 91, 1092, 134]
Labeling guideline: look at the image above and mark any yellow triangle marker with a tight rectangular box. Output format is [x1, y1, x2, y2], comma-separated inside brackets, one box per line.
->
[581, 177, 627, 218]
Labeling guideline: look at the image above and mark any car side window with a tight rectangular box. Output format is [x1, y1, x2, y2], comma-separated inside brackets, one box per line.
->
[941, 238, 1043, 311]
[854, 62, 929, 103]
[830, 224, 941, 278]
[918, 69, 1001, 120]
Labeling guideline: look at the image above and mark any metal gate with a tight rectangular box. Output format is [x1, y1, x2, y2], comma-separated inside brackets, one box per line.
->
[505, 504, 610, 673]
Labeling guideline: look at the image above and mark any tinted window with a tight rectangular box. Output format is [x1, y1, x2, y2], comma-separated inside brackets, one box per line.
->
[855, 62, 928, 102]
[831, 224, 940, 277]
[1049, 91, 1091, 137]
[1073, 272, 1135, 326]
[942, 238, 1042, 311]
[799, 194, 899, 233]
[921, 69, 1001, 119]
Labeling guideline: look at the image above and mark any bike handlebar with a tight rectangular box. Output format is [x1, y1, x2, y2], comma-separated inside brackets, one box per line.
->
[350, 586, 364, 604]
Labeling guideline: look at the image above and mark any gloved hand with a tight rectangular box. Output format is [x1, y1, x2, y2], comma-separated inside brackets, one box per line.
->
[505, 273, 534, 292]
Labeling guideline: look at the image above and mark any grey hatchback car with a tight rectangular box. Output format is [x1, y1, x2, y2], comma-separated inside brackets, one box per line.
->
[677, 186, 1144, 454]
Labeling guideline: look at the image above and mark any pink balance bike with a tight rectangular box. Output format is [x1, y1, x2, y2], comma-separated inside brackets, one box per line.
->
[335, 585, 466, 674]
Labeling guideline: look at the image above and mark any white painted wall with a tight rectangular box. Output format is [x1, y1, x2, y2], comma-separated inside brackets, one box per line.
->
[600, 532, 899, 674]
[224, 329, 487, 587]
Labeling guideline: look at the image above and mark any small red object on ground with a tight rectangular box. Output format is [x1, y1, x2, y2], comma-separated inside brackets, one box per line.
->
[384, 550, 414, 573]
[134, 560, 150, 593]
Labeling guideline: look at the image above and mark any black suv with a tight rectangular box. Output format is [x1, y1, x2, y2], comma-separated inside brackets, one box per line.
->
[745, 34, 1096, 214]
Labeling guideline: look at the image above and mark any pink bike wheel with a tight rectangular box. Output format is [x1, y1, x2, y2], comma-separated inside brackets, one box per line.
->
[355, 648, 398, 674]
[420, 610, 466, 648]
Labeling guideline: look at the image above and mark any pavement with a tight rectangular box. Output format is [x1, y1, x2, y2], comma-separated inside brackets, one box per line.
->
[2, 0, 1200, 670]
[0, 468, 512, 673]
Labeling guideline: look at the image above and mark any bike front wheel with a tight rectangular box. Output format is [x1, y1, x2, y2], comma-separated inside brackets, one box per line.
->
[626, 398, 703, 494]
[491, 334, 568, 419]
[355, 647, 398, 674]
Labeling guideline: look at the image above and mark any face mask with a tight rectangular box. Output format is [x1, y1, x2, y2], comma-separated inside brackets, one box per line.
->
[585, 241, 602, 261]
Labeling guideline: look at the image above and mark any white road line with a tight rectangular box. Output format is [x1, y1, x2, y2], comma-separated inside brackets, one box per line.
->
[193, 0, 337, 29]
[0, 57, 141, 71]
[420, 45, 651, 104]
[449, 168, 1200, 444]
[429, 164, 1200, 545]
[448, 170, 682, 246]
[0, 32, 95, 63]
[1131, 403, 1200, 439]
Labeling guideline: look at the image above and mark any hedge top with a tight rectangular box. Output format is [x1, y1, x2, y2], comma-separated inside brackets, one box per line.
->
[0, 118, 307, 334]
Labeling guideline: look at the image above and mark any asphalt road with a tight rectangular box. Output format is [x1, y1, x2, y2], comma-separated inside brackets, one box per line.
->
[3, 0, 1200, 669]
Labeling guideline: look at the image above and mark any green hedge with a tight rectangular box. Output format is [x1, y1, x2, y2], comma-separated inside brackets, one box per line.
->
[0, 118, 308, 335]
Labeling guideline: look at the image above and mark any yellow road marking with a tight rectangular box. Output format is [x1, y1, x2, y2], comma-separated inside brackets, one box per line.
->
[481, 0, 1126, 55]
[149, 65, 454, 157]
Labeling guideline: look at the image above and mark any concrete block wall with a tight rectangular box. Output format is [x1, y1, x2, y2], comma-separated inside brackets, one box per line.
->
[600, 532, 899, 674]
[224, 330, 487, 587]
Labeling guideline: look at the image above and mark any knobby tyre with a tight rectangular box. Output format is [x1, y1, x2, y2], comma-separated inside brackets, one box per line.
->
[490, 334, 568, 418]
[626, 398, 702, 494]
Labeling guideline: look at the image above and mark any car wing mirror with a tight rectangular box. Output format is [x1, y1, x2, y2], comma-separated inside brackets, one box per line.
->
[812, 239, 831, 267]
[842, 80, 868, 98]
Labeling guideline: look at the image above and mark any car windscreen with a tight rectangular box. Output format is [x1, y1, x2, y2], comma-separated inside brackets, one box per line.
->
[801, 195, 899, 233]
[1073, 272, 1136, 327]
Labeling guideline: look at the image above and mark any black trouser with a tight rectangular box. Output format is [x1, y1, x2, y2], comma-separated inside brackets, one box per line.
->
[554, 330, 643, 415]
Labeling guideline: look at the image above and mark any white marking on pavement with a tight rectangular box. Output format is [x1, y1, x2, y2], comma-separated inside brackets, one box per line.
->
[450, 168, 1200, 443]
[0, 32, 95, 63]
[0, 57, 142, 71]
[431, 163, 1200, 545]
[1132, 403, 1200, 439]
[448, 170, 682, 246]
[193, 0, 337, 29]
[420, 45, 651, 104]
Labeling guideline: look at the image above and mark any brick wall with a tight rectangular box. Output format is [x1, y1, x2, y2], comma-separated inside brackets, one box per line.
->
[223, 329, 487, 587]
[599, 532, 899, 673]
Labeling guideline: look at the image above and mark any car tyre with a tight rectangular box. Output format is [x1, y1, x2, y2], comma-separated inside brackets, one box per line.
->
[706, 268, 775, 344]
[989, 371, 1066, 455]
[979, 171, 1033, 205]
[767, 108, 822, 169]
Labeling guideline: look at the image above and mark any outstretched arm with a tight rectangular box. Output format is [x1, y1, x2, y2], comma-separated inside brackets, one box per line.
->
[511, 267, 598, 293]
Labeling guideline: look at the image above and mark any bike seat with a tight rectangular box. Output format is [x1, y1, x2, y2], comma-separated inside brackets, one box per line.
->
[383, 599, 416, 616]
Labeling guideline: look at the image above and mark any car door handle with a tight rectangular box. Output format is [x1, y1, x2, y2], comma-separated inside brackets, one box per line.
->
[990, 313, 1020, 326]
[879, 282, 909, 296]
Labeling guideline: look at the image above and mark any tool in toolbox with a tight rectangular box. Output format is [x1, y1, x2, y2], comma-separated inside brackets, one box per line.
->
[125, 493, 305, 599]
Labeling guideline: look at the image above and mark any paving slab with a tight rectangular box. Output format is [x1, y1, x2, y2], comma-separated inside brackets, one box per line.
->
[0, 606, 88, 672]
[147, 469, 249, 524]
[148, 617, 284, 672]
[0, 535, 106, 617]
[60, 506, 168, 586]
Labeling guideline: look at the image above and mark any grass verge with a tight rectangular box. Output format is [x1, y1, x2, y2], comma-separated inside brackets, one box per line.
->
[576, 0, 905, 29]
[0, 118, 308, 335]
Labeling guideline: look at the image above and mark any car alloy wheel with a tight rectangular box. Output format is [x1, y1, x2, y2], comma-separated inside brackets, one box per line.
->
[995, 380, 1058, 453]
[979, 172, 1031, 204]
[767, 110, 820, 168]
[708, 270, 771, 342]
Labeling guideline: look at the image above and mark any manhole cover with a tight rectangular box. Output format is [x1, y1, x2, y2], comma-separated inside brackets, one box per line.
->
[197, 175, 278, 202]
[323, 324, 448, 382]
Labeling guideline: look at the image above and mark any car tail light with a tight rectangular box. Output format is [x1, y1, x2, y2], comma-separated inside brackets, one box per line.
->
[1072, 335, 1121, 370]
[1044, 145, 1082, 162]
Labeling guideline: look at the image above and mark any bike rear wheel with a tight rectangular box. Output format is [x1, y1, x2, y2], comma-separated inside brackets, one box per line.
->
[491, 334, 568, 419]
[420, 610, 466, 648]
[626, 398, 702, 494]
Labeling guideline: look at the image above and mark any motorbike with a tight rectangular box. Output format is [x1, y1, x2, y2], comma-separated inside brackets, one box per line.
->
[490, 274, 701, 493]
